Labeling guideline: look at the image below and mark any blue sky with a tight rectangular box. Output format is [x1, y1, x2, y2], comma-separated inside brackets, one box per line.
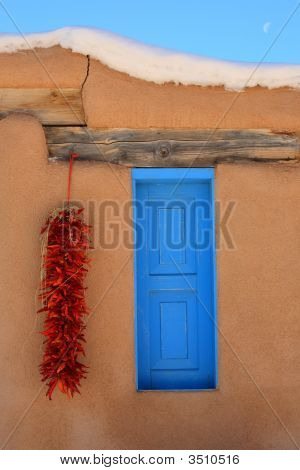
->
[0, 0, 299, 63]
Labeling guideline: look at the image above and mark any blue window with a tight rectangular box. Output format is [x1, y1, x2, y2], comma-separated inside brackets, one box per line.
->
[132, 169, 217, 391]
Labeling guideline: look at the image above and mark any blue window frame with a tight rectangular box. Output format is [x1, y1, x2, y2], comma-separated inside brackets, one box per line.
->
[132, 168, 217, 391]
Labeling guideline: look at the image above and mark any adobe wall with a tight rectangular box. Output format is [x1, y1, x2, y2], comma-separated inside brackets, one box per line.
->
[0, 46, 300, 131]
[0, 114, 299, 450]
[0, 46, 87, 88]
[84, 59, 300, 131]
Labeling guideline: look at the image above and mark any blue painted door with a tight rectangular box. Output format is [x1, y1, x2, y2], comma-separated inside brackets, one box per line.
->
[132, 169, 217, 390]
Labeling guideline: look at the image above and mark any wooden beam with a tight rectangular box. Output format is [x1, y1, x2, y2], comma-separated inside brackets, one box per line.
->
[0, 88, 84, 125]
[45, 126, 300, 166]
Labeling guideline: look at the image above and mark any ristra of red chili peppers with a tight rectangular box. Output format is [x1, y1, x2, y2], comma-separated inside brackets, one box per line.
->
[38, 206, 91, 399]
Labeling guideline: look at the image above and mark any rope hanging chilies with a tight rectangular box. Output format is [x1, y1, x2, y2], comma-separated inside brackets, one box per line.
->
[38, 151, 91, 399]
[67, 152, 79, 204]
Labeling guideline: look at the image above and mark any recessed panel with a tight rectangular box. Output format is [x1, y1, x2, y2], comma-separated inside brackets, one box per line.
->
[149, 290, 198, 371]
[158, 208, 185, 266]
[148, 201, 196, 275]
[160, 301, 188, 359]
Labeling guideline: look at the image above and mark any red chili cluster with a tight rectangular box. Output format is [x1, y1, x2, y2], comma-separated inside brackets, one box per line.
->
[38, 207, 91, 399]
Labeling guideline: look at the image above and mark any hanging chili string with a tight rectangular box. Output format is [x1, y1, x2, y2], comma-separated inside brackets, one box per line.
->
[38, 152, 91, 399]
[67, 152, 78, 204]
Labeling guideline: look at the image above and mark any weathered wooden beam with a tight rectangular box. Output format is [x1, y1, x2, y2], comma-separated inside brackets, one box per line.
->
[45, 126, 300, 166]
[44, 126, 300, 145]
[0, 89, 84, 125]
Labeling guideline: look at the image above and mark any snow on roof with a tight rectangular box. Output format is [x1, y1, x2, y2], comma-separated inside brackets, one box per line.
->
[0, 27, 300, 91]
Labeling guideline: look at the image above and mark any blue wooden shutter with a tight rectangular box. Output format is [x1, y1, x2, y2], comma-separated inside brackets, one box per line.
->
[132, 169, 217, 390]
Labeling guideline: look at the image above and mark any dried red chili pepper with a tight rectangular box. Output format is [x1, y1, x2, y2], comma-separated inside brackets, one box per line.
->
[38, 207, 91, 399]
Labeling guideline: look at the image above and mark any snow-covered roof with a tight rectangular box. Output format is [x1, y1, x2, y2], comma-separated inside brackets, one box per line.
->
[0, 27, 300, 91]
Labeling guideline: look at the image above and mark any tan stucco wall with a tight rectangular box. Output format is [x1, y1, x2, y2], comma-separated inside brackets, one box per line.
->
[1, 47, 300, 131]
[83, 59, 300, 131]
[0, 47, 87, 88]
[0, 114, 299, 450]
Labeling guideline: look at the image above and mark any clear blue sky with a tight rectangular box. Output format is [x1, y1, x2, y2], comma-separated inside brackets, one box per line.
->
[0, 0, 299, 63]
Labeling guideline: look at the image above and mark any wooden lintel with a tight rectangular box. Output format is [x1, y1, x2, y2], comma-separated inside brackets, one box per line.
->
[45, 126, 300, 167]
[0, 88, 84, 125]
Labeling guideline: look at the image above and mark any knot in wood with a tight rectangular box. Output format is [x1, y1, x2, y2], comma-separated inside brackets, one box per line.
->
[156, 142, 171, 159]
